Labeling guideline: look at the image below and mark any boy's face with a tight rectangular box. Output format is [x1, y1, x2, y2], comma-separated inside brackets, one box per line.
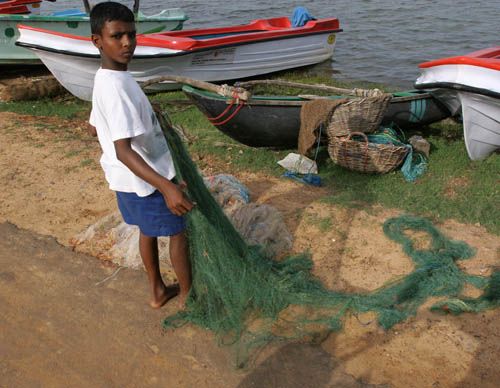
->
[91, 20, 136, 71]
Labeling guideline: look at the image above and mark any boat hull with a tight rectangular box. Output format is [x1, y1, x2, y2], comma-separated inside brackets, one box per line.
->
[416, 60, 500, 160]
[459, 92, 500, 160]
[183, 86, 450, 148]
[0, 10, 187, 65]
[415, 64, 500, 98]
[0, 0, 41, 14]
[19, 29, 337, 101]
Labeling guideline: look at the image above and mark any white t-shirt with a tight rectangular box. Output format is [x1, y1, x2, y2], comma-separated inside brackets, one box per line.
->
[89, 68, 176, 197]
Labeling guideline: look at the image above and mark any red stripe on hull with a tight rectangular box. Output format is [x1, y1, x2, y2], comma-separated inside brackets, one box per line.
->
[419, 47, 500, 71]
[17, 16, 341, 52]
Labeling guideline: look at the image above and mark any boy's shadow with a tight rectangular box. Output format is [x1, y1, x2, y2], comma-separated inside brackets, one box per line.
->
[237, 342, 384, 388]
[237, 343, 332, 388]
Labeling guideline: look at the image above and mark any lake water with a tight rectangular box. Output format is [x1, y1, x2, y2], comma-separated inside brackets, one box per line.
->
[43, 1, 499, 88]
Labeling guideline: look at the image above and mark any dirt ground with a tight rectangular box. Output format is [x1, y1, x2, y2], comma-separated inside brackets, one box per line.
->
[1, 110, 499, 388]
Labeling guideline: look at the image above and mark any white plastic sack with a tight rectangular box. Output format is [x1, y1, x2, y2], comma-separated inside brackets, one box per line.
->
[71, 174, 293, 269]
[277, 153, 318, 174]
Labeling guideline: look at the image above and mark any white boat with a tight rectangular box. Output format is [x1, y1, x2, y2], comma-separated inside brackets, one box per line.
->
[415, 47, 500, 160]
[0, 6, 187, 65]
[15, 16, 342, 101]
[0, 0, 45, 14]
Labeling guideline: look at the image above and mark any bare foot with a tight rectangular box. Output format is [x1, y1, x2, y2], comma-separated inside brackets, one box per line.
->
[177, 292, 189, 310]
[149, 284, 180, 309]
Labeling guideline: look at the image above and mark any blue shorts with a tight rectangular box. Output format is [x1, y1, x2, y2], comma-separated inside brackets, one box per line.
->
[116, 190, 186, 237]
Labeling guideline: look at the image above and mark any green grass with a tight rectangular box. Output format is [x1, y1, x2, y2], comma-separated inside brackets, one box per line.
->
[233, 71, 395, 96]
[152, 92, 290, 173]
[318, 218, 333, 232]
[2, 78, 499, 234]
[80, 158, 94, 167]
[154, 91, 499, 234]
[319, 137, 499, 233]
[64, 149, 82, 158]
[304, 213, 333, 232]
[0, 95, 90, 119]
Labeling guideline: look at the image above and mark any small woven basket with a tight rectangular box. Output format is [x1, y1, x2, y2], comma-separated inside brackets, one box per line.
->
[327, 94, 392, 137]
[328, 132, 409, 174]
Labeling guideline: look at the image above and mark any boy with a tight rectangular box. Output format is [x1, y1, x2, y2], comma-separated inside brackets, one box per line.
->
[88, 2, 193, 309]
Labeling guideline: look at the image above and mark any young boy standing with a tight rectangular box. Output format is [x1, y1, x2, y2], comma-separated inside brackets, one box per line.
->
[88, 2, 193, 308]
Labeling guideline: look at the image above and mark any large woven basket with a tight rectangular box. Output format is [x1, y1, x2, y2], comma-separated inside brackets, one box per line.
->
[328, 132, 408, 174]
[327, 94, 392, 137]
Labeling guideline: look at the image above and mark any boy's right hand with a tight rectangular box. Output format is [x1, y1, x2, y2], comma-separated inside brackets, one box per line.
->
[87, 123, 97, 137]
[160, 181, 194, 216]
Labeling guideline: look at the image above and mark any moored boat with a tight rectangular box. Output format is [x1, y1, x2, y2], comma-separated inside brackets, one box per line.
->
[1, 6, 187, 65]
[15, 16, 342, 100]
[0, 0, 43, 15]
[415, 47, 500, 160]
[182, 85, 451, 148]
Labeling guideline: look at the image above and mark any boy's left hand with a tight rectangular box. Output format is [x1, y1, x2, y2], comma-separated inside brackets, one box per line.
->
[161, 181, 194, 216]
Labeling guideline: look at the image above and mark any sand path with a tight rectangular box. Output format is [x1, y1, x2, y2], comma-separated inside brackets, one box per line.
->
[1, 111, 499, 387]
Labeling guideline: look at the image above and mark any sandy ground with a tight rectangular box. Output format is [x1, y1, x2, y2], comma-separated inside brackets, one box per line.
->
[1, 110, 499, 387]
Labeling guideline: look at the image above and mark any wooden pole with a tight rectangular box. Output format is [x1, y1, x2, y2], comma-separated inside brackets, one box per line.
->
[234, 79, 385, 98]
[234, 79, 355, 95]
[82, 0, 91, 14]
[140, 76, 252, 101]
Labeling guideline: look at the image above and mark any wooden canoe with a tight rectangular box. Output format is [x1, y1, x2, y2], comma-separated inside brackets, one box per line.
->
[183, 85, 451, 148]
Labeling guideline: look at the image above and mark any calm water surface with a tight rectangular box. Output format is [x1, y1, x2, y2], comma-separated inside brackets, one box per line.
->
[44, 1, 499, 88]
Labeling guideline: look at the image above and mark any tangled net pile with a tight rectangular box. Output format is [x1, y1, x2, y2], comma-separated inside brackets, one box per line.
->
[157, 111, 500, 366]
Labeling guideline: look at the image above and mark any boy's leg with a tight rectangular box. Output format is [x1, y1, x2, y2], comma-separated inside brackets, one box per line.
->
[169, 231, 192, 306]
[139, 231, 179, 308]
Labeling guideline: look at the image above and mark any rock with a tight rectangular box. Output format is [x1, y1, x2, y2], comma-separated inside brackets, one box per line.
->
[409, 135, 430, 158]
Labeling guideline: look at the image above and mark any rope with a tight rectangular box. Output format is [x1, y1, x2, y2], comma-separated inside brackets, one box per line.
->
[210, 102, 245, 126]
[207, 99, 236, 122]
[310, 123, 323, 173]
[156, 106, 499, 366]
[351, 127, 428, 182]
[207, 92, 246, 126]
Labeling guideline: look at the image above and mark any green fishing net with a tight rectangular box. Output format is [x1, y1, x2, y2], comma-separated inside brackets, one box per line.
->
[156, 110, 499, 365]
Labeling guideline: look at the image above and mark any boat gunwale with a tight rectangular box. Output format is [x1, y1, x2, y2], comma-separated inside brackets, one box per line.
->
[0, 0, 40, 10]
[419, 47, 500, 72]
[182, 85, 436, 106]
[0, 0, 41, 5]
[0, 9, 188, 22]
[414, 82, 500, 100]
[15, 28, 341, 59]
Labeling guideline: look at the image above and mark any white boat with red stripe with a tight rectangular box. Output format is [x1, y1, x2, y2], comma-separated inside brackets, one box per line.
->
[15, 16, 342, 101]
[415, 47, 500, 160]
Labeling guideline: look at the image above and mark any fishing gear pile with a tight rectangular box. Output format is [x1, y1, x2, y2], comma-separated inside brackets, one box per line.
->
[156, 109, 499, 366]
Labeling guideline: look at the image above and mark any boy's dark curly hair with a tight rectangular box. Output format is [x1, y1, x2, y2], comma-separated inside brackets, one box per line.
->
[90, 2, 135, 35]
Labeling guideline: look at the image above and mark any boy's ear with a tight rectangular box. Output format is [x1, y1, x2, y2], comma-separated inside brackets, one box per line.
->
[91, 34, 102, 49]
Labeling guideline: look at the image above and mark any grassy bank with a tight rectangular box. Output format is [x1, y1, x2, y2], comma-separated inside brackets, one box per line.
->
[1, 76, 498, 234]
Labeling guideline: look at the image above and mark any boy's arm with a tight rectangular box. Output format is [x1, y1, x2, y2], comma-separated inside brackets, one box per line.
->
[114, 138, 193, 216]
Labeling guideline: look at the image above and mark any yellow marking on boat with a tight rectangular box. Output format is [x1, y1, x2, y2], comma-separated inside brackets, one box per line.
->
[327, 34, 336, 45]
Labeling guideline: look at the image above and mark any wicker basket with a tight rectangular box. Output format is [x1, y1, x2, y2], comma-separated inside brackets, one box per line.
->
[328, 132, 408, 174]
[327, 94, 392, 137]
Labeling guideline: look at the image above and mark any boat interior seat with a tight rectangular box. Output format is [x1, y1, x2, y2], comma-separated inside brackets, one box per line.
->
[478, 48, 500, 59]
[52, 8, 86, 17]
[138, 34, 197, 51]
[251, 17, 292, 30]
